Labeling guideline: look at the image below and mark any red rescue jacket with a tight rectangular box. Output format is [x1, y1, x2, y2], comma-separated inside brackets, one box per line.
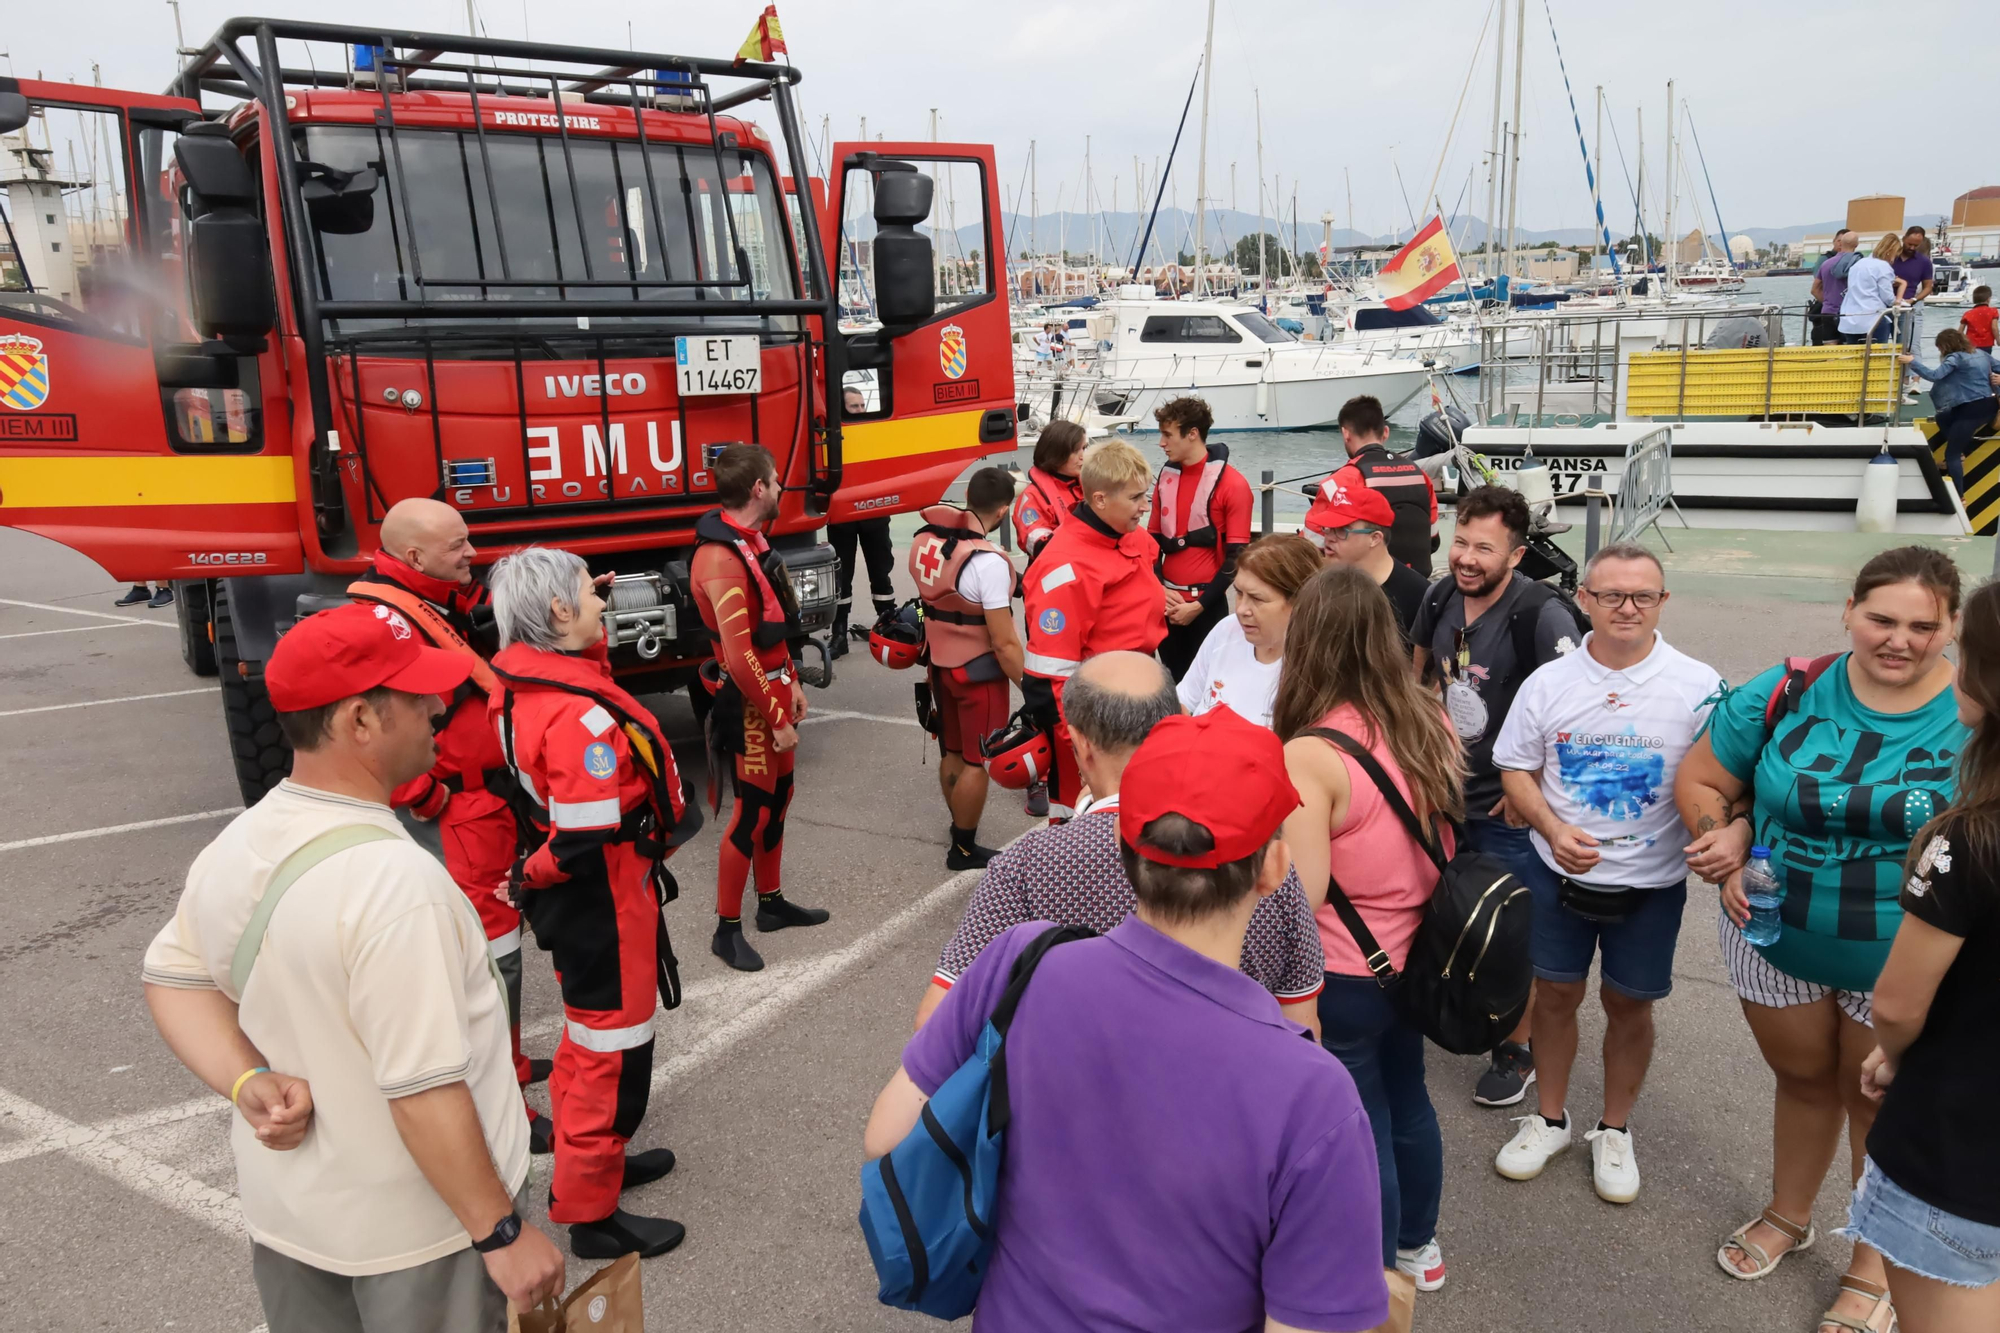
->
[1023, 502, 1166, 689]
[1011, 466, 1082, 560]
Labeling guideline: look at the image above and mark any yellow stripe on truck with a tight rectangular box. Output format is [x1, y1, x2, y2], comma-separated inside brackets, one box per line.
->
[0, 455, 296, 509]
[841, 408, 988, 464]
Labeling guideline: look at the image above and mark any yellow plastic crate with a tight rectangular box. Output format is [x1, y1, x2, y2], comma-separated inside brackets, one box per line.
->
[1626, 346, 1901, 417]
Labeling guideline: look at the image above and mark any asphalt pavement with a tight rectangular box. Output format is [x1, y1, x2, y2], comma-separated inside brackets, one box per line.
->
[0, 519, 1975, 1333]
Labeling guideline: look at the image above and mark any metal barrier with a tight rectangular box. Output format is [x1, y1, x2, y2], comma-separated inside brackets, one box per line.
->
[1585, 426, 1685, 556]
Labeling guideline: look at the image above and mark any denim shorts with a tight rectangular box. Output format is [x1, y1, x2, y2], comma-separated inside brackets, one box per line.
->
[1512, 850, 1687, 1001]
[1841, 1157, 2000, 1288]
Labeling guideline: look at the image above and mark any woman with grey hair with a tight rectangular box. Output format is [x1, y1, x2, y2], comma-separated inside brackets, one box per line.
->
[487, 546, 698, 1261]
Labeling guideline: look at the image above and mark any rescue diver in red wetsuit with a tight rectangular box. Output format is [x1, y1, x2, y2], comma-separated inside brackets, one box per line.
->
[691, 444, 831, 973]
[488, 547, 700, 1260]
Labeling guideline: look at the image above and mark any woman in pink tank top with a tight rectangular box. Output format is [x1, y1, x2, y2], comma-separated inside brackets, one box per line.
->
[1276, 564, 1466, 1292]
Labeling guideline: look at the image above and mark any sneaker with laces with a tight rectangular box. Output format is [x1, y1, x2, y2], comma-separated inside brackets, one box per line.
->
[1472, 1041, 1536, 1107]
[1585, 1125, 1640, 1203]
[1495, 1112, 1572, 1181]
[1394, 1239, 1446, 1292]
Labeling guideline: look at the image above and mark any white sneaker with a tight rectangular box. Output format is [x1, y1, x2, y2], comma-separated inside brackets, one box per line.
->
[1586, 1125, 1641, 1203]
[1495, 1112, 1572, 1181]
[1394, 1239, 1446, 1292]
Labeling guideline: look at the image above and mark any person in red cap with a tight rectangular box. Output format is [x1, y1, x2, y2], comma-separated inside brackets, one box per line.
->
[1022, 437, 1166, 820]
[868, 703, 1390, 1331]
[1305, 476, 1432, 645]
[1311, 395, 1437, 574]
[487, 547, 701, 1261]
[348, 498, 551, 1147]
[1148, 395, 1253, 683]
[143, 601, 566, 1325]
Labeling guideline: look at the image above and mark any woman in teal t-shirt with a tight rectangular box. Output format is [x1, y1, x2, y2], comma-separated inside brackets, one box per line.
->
[1676, 546, 1965, 1333]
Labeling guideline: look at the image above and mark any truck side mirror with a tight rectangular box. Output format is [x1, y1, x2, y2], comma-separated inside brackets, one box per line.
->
[872, 168, 935, 329]
[297, 160, 378, 236]
[0, 93, 29, 135]
[174, 125, 275, 344]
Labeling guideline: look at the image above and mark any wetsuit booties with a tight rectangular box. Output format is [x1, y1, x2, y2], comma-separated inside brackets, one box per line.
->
[712, 918, 765, 972]
[569, 1209, 687, 1260]
[756, 891, 830, 932]
[946, 825, 1000, 871]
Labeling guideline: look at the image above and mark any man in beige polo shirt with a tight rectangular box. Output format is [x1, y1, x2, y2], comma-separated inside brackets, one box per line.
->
[142, 602, 563, 1331]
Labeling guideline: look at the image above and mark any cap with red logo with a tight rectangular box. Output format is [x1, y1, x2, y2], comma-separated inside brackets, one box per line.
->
[266, 602, 473, 711]
[1303, 477, 1396, 547]
[1119, 706, 1301, 868]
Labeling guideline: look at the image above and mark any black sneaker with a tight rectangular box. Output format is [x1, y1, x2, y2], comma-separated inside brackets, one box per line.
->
[526, 1058, 553, 1086]
[528, 1114, 554, 1156]
[755, 893, 830, 932]
[622, 1148, 676, 1190]
[711, 920, 764, 972]
[569, 1209, 686, 1260]
[946, 841, 998, 871]
[114, 585, 150, 607]
[148, 586, 175, 609]
[1473, 1041, 1537, 1107]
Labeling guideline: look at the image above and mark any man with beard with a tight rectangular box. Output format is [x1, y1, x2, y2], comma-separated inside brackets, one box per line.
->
[1410, 485, 1584, 1110]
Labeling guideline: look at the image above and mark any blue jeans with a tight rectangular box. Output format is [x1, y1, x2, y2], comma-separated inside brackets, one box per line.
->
[1510, 850, 1689, 1001]
[1318, 975, 1444, 1266]
[1841, 1157, 2000, 1288]
[1463, 814, 1537, 880]
[1937, 397, 1998, 492]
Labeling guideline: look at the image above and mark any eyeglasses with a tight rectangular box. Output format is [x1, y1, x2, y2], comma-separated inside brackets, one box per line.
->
[1582, 589, 1664, 609]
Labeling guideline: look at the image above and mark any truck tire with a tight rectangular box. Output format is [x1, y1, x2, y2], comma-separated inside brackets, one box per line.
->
[213, 583, 291, 805]
[175, 579, 218, 677]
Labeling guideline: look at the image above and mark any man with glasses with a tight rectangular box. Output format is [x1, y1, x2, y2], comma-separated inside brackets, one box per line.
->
[1486, 543, 1723, 1204]
[1304, 478, 1428, 644]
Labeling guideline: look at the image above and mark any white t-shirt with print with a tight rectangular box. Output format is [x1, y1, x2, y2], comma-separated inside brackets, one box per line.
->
[1176, 615, 1282, 729]
[957, 549, 1015, 611]
[1491, 632, 1723, 888]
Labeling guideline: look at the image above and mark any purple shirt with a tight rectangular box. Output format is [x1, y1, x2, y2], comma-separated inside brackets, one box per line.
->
[1893, 251, 1934, 301]
[902, 917, 1386, 1333]
[1817, 252, 1855, 314]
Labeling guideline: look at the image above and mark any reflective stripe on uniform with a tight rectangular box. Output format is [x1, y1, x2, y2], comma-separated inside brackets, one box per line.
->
[1023, 650, 1080, 677]
[1364, 474, 1433, 488]
[549, 795, 621, 829]
[487, 925, 522, 958]
[565, 1017, 655, 1052]
[1039, 562, 1077, 593]
[579, 705, 615, 737]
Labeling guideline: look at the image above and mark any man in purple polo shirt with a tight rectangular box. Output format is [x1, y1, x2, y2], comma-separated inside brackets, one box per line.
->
[1811, 229, 1858, 346]
[1894, 226, 1936, 375]
[864, 706, 1388, 1332]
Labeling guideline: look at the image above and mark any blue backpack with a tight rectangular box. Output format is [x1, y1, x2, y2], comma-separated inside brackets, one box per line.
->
[859, 924, 1093, 1319]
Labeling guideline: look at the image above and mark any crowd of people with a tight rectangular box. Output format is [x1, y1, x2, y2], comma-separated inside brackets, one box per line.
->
[134, 390, 2000, 1332]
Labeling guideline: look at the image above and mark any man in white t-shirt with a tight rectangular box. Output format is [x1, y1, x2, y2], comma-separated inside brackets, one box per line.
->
[142, 603, 563, 1330]
[1487, 543, 1722, 1206]
[909, 466, 1026, 868]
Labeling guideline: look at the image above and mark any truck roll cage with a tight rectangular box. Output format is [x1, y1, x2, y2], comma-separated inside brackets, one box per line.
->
[166, 18, 844, 534]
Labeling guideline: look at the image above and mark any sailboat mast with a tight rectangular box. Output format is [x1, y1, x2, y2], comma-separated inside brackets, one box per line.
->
[1635, 107, 1646, 270]
[1484, 0, 1505, 269]
[1030, 139, 1038, 295]
[1503, 0, 1525, 280]
[1255, 88, 1267, 301]
[1592, 85, 1604, 267]
[1193, 0, 1216, 297]
[1662, 80, 1676, 289]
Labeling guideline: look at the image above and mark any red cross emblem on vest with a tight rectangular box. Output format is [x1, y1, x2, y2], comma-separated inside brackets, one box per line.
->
[915, 536, 946, 583]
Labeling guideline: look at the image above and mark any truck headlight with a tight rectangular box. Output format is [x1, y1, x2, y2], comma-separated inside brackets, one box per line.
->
[788, 563, 836, 608]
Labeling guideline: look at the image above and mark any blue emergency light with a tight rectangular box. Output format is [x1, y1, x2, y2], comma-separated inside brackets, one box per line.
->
[353, 44, 388, 73]
[652, 68, 699, 110]
[444, 458, 497, 487]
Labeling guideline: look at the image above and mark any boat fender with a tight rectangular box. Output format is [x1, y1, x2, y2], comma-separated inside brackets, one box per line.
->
[1513, 453, 1556, 509]
[1254, 376, 1271, 420]
[1855, 449, 1899, 534]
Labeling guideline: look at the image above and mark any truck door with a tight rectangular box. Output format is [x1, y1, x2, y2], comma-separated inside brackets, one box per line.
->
[823, 143, 1016, 520]
[0, 79, 300, 581]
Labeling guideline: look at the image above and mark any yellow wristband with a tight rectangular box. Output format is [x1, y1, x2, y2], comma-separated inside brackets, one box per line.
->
[230, 1067, 270, 1105]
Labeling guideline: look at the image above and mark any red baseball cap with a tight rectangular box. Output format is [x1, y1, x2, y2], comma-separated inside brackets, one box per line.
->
[266, 602, 472, 711]
[1119, 706, 1301, 868]
[1304, 477, 1396, 546]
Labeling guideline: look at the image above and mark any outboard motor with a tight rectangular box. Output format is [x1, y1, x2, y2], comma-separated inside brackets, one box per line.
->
[1413, 405, 1471, 461]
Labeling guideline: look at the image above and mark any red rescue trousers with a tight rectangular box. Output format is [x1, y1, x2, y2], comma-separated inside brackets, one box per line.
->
[716, 706, 796, 916]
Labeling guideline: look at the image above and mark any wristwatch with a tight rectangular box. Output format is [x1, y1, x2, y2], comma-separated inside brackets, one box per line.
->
[472, 1211, 523, 1253]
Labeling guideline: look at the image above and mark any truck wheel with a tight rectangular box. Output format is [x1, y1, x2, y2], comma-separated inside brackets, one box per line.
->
[175, 579, 218, 678]
[213, 583, 291, 805]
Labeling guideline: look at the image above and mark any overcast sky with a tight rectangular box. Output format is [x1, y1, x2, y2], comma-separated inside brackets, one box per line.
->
[8, 0, 1983, 237]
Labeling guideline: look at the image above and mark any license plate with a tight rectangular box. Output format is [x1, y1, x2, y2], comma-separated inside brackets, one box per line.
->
[675, 335, 762, 396]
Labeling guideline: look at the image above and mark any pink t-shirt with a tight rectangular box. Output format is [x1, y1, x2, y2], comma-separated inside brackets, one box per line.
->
[1315, 704, 1453, 976]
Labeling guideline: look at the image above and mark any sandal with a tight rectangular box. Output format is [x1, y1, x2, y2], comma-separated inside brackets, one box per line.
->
[1818, 1274, 1897, 1333]
[1716, 1207, 1817, 1280]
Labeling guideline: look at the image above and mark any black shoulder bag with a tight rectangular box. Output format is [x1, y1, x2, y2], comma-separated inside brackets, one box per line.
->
[1305, 728, 1534, 1056]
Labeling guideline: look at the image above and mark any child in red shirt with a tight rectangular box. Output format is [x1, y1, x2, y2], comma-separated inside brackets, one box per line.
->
[1961, 285, 1997, 351]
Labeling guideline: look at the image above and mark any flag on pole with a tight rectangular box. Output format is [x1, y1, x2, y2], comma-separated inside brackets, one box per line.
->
[735, 5, 787, 64]
[1378, 215, 1461, 310]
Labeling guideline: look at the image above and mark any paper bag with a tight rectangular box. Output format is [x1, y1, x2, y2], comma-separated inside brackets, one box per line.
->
[1369, 1267, 1417, 1333]
[508, 1253, 644, 1333]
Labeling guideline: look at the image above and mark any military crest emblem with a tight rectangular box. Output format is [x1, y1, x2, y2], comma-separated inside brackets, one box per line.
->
[938, 323, 967, 380]
[0, 335, 50, 411]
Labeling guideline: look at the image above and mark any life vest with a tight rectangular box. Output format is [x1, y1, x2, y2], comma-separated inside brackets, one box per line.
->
[1344, 445, 1435, 572]
[908, 504, 1002, 670]
[693, 509, 800, 649]
[347, 574, 502, 700]
[1154, 448, 1229, 550]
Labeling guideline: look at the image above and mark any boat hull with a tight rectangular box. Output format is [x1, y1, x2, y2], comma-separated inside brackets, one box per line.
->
[1121, 363, 1430, 432]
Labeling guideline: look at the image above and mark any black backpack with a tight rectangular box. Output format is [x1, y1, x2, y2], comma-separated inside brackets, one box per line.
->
[1303, 728, 1534, 1055]
[1418, 576, 1588, 706]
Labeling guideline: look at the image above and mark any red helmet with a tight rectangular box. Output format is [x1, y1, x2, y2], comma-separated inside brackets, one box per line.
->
[696, 658, 728, 696]
[981, 710, 1054, 789]
[868, 603, 925, 670]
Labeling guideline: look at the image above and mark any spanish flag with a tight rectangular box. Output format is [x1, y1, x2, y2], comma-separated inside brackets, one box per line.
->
[735, 5, 787, 64]
[1378, 215, 1462, 310]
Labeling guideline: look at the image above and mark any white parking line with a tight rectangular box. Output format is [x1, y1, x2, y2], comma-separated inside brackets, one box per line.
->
[0, 596, 178, 627]
[0, 808, 242, 854]
[0, 621, 156, 641]
[801, 708, 923, 729]
[0, 688, 216, 719]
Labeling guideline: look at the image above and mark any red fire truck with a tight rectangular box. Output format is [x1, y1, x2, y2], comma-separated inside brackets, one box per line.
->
[0, 20, 1018, 802]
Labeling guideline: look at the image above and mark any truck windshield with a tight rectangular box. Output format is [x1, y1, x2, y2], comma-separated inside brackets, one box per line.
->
[297, 125, 799, 326]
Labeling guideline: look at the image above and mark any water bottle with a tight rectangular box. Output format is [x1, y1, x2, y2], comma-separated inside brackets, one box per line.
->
[1741, 846, 1783, 947]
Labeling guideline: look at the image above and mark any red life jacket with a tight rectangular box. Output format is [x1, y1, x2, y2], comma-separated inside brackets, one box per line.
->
[1014, 466, 1082, 559]
[908, 504, 1004, 670]
[1154, 450, 1228, 549]
[693, 508, 800, 649]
